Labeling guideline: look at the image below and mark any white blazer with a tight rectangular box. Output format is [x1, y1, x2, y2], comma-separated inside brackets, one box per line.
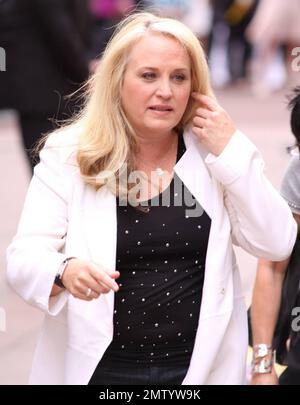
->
[6, 127, 296, 385]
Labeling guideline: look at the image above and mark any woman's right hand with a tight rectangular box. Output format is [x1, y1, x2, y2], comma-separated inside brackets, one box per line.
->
[61, 259, 120, 301]
[250, 368, 279, 385]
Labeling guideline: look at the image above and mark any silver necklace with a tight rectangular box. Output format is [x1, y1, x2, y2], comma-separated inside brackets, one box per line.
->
[155, 167, 165, 177]
[136, 136, 178, 177]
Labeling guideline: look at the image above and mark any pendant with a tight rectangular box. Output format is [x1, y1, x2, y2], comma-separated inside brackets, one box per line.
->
[155, 167, 164, 176]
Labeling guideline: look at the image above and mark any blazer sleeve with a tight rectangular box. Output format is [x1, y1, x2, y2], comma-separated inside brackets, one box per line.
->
[6, 133, 72, 316]
[205, 130, 297, 261]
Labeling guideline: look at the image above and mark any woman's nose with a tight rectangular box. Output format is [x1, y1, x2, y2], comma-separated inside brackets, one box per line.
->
[156, 79, 172, 98]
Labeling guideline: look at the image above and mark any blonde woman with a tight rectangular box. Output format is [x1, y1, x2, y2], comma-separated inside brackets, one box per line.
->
[6, 12, 296, 385]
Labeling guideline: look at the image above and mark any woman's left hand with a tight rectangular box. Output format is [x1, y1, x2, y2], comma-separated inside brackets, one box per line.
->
[192, 92, 236, 156]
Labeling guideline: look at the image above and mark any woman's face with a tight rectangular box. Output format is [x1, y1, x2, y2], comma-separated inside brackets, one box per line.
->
[121, 34, 192, 138]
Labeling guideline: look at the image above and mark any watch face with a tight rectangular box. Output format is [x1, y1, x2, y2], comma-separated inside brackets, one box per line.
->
[54, 275, 65, 289]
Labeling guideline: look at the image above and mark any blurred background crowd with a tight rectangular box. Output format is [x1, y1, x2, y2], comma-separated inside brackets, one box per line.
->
[1, 0, 300, 384]
[1, 0, 300, 171]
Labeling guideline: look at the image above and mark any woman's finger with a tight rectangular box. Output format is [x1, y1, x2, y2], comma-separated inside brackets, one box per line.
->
[195, 107, 212, 119]
[69, 283, 99, 301]
[193, 116, 208, 129]
[74, 289, 98, 301]
[192, 92, 218, 112]
[89, 263, 120, 292]
[84, 275, 111, 295]
[192, 126, 204, 139]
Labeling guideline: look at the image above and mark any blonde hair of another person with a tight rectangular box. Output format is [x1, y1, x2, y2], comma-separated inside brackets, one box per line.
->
[55, 12, 215, 195]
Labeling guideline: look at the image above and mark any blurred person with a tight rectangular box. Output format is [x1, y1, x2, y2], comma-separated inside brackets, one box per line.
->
[0, 0, 91, 173]
[6, 12, 296, 385]
[208, 0, 258, 88]
[247, 0, 300, 97]
[145, 0, 189, 19]
[224, 0, 258, 83]
[250, 87, 300, 385]
[182, 0, 213, 49]
[88, 0, 136, 63]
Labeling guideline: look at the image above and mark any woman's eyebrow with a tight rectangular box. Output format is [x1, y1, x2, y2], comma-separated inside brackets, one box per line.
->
[137, 66, 190, 72]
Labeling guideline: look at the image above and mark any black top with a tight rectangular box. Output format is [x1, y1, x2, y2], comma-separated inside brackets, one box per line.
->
[99, 134, 211, 367]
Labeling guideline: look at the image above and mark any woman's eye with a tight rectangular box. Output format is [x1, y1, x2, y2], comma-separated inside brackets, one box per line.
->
[173, 74, 186, 82]
[142, 72, 156, 80]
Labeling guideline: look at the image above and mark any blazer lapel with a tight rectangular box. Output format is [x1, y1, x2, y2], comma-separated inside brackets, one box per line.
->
[81, 185, 117, 315]
[175, 129, 234, 317]
[176, 130, 234, 383]
[174, 129, 214, 219]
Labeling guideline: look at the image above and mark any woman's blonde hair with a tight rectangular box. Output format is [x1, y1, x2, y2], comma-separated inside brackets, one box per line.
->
[59, 12, 214, 193]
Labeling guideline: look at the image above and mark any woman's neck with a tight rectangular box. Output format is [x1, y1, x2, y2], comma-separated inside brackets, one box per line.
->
[133, 130, 179, 201]
[135, 130, 178, 163]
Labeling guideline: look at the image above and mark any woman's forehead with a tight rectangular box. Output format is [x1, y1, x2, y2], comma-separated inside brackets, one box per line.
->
[127, 34, 191, 69]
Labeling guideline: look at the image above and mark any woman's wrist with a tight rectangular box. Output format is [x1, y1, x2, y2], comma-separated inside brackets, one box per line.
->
[54, 257, 76, 288]
[251, 343, 276, 374]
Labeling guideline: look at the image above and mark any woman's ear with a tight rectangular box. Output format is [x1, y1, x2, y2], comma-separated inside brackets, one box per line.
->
[190, 92, 200, 110]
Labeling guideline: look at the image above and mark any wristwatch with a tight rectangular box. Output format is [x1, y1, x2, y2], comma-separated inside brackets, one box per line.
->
[54, 257, 76, 288]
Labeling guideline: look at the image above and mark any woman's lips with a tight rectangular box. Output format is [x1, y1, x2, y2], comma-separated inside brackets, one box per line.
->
[149, 105, 173, 111]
